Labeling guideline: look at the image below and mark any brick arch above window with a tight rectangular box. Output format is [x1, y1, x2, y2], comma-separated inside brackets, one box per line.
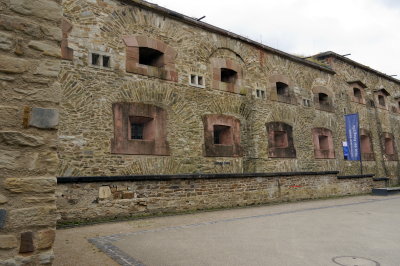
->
[268, 74, 297, 105]
[210, 58, 243, 94]
[312, 86, 334, 112]
[312, 127, 335, 159]
[122, 36, 177, 82]
[266, 122, 296, 158]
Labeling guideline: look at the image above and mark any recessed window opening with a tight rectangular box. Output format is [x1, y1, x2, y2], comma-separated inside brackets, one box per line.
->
[353, 88, 362, 100]
[256, 89, 265, 99]
[139, 47, 164, 67]
[303, 99, 311, 107]
[276, 82, 289, 96]
[361, 135, 372, 153]
[220, 68, 237, 83]
[318, 135, 329, 150]
[129, 116, 153, 140]
[378, 95, 385, 107]
[198, 76, 204, 86]
[213, 125, 232, 145]
[102, 56, 110, 67]
[398, 101, 400, 110]
[318, 93, 329, 105]
[92, 53, 100, 66]
[385, 137, 394, 154]
[274, 131, 288, 148]
[190, 74, 196, 84]
[189, 74, 205, 87]
[131, 123, 144, 140]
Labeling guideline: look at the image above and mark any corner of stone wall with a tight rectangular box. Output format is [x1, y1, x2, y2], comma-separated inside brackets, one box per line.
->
[0, 0, 61, 264]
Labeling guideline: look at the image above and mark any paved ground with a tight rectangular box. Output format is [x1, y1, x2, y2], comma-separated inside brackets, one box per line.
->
[54, 195, 400, 266]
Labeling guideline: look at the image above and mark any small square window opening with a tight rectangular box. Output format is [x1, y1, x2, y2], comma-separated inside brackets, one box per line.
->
[102, 56, 110, 68]
[92, 53, 100, 66]
[213, 125, 232, 145]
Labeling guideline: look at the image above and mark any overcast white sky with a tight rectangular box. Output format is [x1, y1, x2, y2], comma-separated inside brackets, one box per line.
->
[147, 0, 399, 77]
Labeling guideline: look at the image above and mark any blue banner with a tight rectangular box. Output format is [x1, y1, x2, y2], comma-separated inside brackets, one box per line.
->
[345, 113, 361, 161]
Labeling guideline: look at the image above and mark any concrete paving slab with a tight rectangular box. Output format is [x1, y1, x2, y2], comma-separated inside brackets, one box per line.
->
[54, 195, 400, 266]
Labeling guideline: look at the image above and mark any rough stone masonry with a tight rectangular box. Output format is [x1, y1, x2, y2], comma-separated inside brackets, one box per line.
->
[1, 0, 400, 263]
[0, 0, 61, 265]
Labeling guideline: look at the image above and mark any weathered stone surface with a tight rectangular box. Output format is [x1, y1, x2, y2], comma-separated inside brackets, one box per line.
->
[28, 41, 61, 58]
[29, 107, 59, 129]
[0, 235, 18, 249]
[4, 177, 56, 193]
[8, 207, 58, 229]
[0, 193, 8, 204]
[98, 186, 112, 199]
[39, 251, 54, 265]
[0, 14, 42, 38]
[34, 60, 60, 77]
[0, 106, 19, 127]
[0, 258, 17, 266]
[36, 229, 55, 250]
[41, 25, 62, 41]
[10, 0, 61, 22]
[0, 131, 44, 147]
[19, 232, 34, 253]
[0, 151, 21, 170]
[23, 196, 56, 204]
[0, 31, 13, 51]
[0, 54, 29, 73]
[0, 209, 7, 229]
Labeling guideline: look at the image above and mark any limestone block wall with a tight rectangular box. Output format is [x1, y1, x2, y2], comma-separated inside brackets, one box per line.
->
[56, 173, 385, 223]
[0, 0, 61, 264]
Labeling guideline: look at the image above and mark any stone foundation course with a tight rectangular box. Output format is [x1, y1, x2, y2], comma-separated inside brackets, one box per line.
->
[56, 172, 385, 223]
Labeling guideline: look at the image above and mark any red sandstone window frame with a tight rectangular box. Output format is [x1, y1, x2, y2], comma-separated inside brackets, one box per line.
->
[312, 86, 334, 112]
[203, 114, 242, 157]
[267, 75, 297, 105]
[111, 102, 170, 156]
[122, 36, 178, 82]
[347, 81, 367, 105]
[374, 89, 390, 110]
[312, 128, 335, 159]
[210, 58, 243, 94]
[382, 132, 397, 161]
[266, 122, 296, 158]
[360, 129, 374, 161]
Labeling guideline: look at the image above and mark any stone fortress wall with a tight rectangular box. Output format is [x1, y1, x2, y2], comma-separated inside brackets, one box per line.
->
[1, 1, 400, 263]
[55, 0, 400, 223]
[58, 0, 400, 179]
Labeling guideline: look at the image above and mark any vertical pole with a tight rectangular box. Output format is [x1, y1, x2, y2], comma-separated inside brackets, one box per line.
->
[357, 113, 363, 175]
